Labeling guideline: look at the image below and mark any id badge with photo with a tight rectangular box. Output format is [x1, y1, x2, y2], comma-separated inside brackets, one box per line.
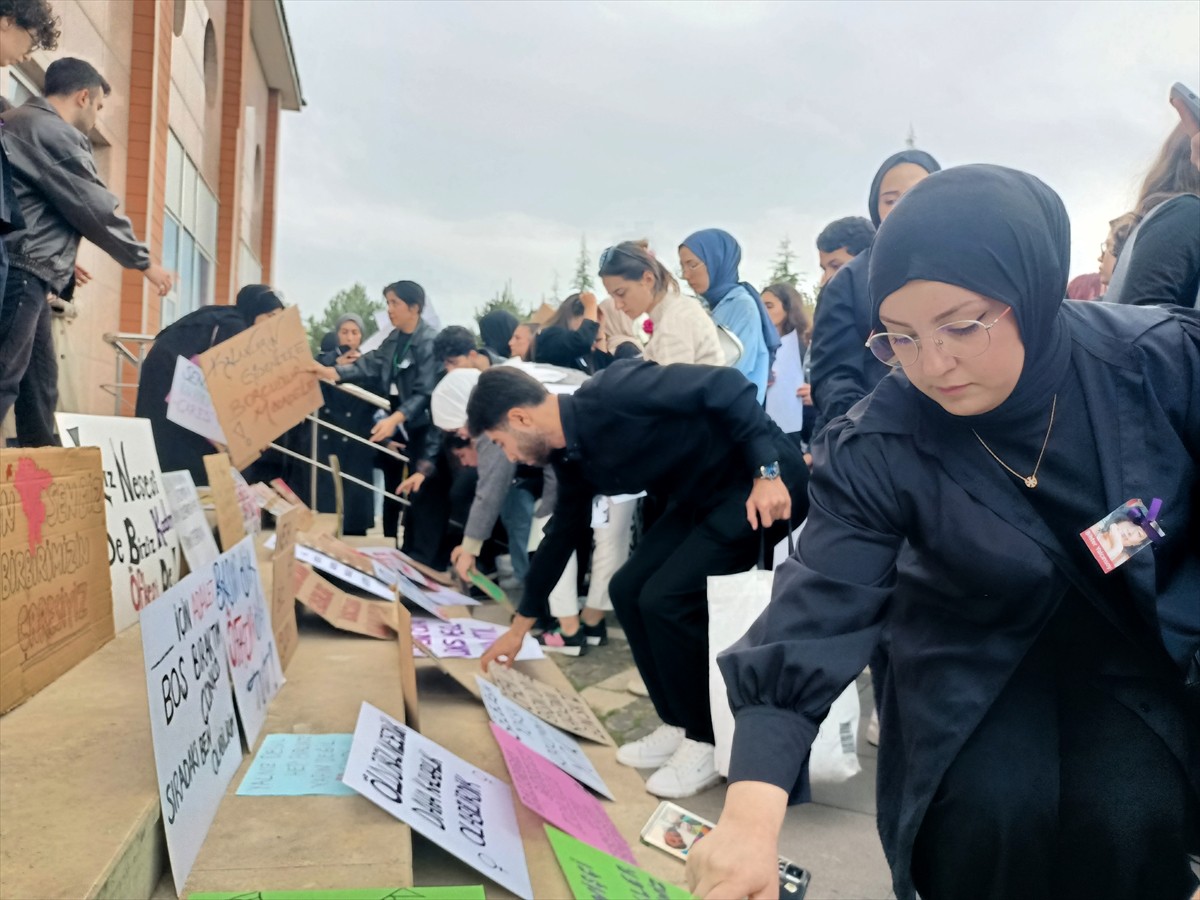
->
[1079, 498, 1164, 574]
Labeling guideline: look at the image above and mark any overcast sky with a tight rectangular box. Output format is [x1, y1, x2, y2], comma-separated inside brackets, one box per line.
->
[274, 0, 1200, 327]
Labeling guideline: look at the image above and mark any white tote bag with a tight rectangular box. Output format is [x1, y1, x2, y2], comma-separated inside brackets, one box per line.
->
[707, 533, 862, 783]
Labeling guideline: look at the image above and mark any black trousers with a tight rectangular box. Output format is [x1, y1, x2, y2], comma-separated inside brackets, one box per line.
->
[0, 269, 59, 447]
[911, 595, 1200, 900]
[608, 489, 764, 744]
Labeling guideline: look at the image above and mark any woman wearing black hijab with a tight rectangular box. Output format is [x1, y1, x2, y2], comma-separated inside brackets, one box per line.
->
[689, 166, 1199, 900]
[136, 284, 285, 483]
[478, 309, 518, 359]
[808, 149, 941, 435]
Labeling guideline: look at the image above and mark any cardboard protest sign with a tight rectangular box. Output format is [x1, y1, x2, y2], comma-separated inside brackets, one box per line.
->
[189, 889, 485, 900]
[0, 447, 115, 713]
[271, 505, 302, 672]
[487, 663, 614, 746]
[362, 546, 431, 587]
[162, 470, 220, 573]
[237, 733, 356, 797]
[492, 725, 633, 862]
[342, 702, 534, 899]
[230, 468, 263, 537]
[268, 479, 314, 531]
[215, 537, 285, 748]
[412, 617, 542, 661]
[140, 567, 243, 896]
[195, 306, 322, 468]
[544, 826, 692, 900]
[393, 602, 421, 732]
[296, 537, 393, 600]
[57, 413, 181, 632]
[293, 565, 396, 639]
[166, 356, 227, 445]
[476, 677, 612, 799]
[204, 453, 246, 551]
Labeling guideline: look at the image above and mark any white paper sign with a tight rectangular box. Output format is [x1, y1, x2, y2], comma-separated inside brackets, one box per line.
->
[139, 566, 243, 896]
[412, 617, 542, 661]
[295, 543, 393, 600]
[57, 413, 182, 632]
[166, 356, 227, 444]
[215, 536, 285, 748]
[162, 470, 220, 572]
[229, 468, 262, 536]
[342, 701, 533, 899]
[475, 677, 612, 799]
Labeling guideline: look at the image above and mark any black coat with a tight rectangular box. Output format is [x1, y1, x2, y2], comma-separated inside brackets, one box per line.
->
[136, 305, 247, 484]
[807, 247, 890, 434]
[720, 302, 1200, 899]
[520, 360, 809, 619]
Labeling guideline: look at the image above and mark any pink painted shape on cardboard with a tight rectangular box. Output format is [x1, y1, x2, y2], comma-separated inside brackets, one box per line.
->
[12, 457, 53, 552]
[490, 723, 634, 863]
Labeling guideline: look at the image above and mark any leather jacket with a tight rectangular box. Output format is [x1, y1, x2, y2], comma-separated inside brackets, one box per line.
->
[1, 97, 149, 291]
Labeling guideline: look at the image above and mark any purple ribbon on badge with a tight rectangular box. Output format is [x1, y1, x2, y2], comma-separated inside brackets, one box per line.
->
[1126, 498, 1164, 543]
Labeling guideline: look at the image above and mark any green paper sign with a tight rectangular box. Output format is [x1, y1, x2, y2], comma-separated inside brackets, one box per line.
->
[469, 570, 512, 610]
[188, 888, 485, 900]
[545, 825, 693, 900]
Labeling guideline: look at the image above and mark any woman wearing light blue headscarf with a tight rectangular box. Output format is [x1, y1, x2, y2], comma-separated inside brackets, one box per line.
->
[679, 229, 778, 403]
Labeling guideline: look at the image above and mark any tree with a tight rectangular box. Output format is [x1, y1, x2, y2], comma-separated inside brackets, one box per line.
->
[304, 283, 384, 353]
[767, 237, 801, 287]
[573, 235, 593, 292]
[475, 279, 531, 324]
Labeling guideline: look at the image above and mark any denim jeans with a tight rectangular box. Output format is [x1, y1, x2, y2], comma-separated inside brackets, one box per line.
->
[499, 485, 535, 582]
[0, 268, 59, 447]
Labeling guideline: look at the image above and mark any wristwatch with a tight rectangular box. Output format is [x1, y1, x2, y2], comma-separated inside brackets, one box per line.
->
[758, 461, 781, 481]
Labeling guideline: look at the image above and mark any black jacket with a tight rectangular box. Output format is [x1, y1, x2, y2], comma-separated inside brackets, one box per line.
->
[1110, 194, 1200, 309]
[1, 97, 149, 290]
[807, 247, 890, 435]
[335, 319, 439, 428]
[0, 96, 24, 235]
[534, 319, 604, 372]
[720, 302, 1200, 899]
[136, 305, 248, 483]
[519, 360, 809, 618]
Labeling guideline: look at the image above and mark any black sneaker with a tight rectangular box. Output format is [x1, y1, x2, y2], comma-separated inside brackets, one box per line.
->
[580, 618, 609, 647]
[536, 628, 588, 656]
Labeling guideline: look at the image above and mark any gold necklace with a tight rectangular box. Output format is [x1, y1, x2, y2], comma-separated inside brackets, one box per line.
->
[972, 394, 1057, 489]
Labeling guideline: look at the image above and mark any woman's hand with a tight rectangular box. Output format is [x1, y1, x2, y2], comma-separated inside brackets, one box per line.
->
[480, 615, 535, 671]
[746, 477, 791, 530]
[396, 472, 425, 495]
[336, 349, 361, 366]
[370, 411, 405, 443]
[687, 782, 788, 899]
[797, 383, 813, 406]
[308, 361, 339, 383]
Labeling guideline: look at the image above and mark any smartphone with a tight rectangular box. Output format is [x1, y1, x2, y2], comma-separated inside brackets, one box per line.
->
[1169, 82, 1200, 136]
[639, 801, 812, 899]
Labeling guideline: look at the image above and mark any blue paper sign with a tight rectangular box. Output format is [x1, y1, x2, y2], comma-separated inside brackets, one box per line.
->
[237, 733, 356, 797]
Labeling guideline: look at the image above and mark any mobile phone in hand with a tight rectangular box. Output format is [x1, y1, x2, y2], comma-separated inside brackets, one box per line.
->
[639, 800, 811, 899]
[1170, 82, 1200, 136]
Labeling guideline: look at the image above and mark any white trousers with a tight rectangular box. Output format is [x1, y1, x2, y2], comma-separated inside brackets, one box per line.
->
[547, 496, 636, 618]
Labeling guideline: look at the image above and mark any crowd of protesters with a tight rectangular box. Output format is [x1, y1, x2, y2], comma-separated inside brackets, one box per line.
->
[1, 4, 1197, 895]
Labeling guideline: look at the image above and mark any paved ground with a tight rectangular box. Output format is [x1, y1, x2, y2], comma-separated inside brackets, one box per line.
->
[547, 619, 895, 900]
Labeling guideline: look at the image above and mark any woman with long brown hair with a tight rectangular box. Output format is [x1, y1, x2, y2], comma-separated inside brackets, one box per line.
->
[1106, 117, 1200, 308]
[761, 282, 813, 454]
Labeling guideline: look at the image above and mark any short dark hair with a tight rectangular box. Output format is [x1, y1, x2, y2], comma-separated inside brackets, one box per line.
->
[44, 58, 111, 98]
[816, 216, 875, 256]
[383, 280, 425, 312]
[466, 366, 549, 437]
[433, 325, 478, 364]
[0, 0, 60, 52]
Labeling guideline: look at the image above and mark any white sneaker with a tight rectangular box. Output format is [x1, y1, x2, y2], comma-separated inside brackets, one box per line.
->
[616, 724, 684, 768]
[627, 674, 649, 697]
[644, 738, 722, 799]
[867, 709, 880, 747]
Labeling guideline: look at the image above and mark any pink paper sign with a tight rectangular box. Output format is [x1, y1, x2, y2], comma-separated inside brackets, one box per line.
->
[490, 723, 634, 863]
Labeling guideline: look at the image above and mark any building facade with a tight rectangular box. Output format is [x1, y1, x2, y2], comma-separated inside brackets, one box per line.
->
[0, 0, 302, 430]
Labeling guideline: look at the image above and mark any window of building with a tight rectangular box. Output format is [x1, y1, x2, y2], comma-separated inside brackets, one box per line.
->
[172, 0, 187, 37]
[2, 68, 38, 106]
[161, 131, 218, 327]
[203, 20, 218, 109]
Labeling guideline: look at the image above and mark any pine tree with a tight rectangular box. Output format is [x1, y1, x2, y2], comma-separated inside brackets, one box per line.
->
[475, 279, 529, 324]
[767, 237, 801, 287]
[573, 236, 594, 292]
[304, 283, 384, 353]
